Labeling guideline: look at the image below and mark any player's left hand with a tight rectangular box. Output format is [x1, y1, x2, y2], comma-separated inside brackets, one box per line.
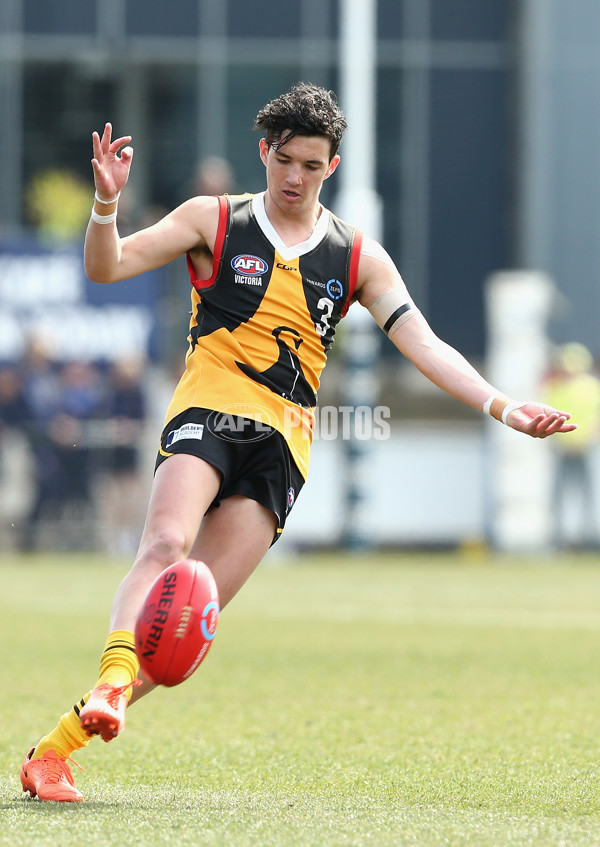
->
[506, 402, 577, 438]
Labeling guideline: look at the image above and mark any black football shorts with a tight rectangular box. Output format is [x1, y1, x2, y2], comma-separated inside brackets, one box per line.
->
[155, 407, 305, 543]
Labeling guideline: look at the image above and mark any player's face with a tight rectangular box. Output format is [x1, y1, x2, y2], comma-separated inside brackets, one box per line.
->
[260, 133, 340, 217]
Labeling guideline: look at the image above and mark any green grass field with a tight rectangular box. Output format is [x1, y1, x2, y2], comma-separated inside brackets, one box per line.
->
[1, 550, 600, 846]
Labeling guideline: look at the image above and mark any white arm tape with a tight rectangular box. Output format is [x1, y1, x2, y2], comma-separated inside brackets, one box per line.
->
[360, 236, 397, 270]
[91, 208, 118, 225]
[482, 395, 495, 416]
[502, 401, 528, 426]
[94, 190, 121, 205]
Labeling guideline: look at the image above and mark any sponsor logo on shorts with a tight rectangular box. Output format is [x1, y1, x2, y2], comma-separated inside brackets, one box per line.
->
[207, 404, 277, 443]
[287, 487, 296, 510]
[165, 422, 204, 448]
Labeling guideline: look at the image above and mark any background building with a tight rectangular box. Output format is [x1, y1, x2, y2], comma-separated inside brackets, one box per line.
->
[1, 0, 599, 550]
[1, 0, 516, 359]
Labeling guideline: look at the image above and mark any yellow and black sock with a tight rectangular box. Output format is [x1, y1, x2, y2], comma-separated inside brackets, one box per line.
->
[33, 693, 93, 759]
[96, 629, 140, 689]
[33, 630, 140, 759]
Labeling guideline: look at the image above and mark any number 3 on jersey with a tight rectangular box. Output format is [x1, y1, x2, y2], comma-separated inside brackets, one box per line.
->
[315, 297, 334, 337]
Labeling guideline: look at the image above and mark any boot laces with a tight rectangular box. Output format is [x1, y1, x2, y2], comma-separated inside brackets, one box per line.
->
[96, 678, 142, 709]
[36, 753, 85, 785]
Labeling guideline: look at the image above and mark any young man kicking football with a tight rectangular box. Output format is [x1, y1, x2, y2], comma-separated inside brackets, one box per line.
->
[20, 82, 575, 801]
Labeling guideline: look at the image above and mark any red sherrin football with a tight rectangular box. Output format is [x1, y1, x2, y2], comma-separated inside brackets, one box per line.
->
[135, 559, 219, 687]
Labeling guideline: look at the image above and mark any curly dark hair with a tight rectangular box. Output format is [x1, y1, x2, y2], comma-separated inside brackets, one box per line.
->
[254, 82, 348, 160]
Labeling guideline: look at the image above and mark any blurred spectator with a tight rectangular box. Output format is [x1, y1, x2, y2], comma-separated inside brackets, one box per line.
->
[22, 338, 62, 422]
[195, 156, 235, 195]
[25, 168, 90, 245]
[180, 155, 236, 202]
[19, 340, 63, 550]
[544, 342, 600, 549]
[98, 357, 148, 554]
[0, 365, 30, 431]
[52, 359, 106, 500]
[20, 355, 106, 551]
[0, 339, 152, 552]
[0, 365, 33, 545]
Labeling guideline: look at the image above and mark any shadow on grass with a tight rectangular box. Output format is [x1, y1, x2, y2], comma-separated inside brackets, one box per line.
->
[3, 798, 121, 811]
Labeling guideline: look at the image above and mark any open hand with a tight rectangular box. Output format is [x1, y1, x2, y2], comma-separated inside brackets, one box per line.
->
[506, 402, 577, 438]
[91, 122, 133, 201]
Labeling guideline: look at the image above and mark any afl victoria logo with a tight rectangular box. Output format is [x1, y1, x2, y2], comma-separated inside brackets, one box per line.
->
[231, 254, 268, 275]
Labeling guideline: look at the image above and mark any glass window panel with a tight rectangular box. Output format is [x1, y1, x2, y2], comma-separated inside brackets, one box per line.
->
[146, 67, 199, 209]
[431, 0, 511, 42]
[428, 67, 510, 357]
[376, 67, 402, 265]
[23, 64, 115, 209]
[225, 65, 302, 193]
[378, 0, 405, 40]
[328, 0, 340, 38]
[125, 0, 199, 37]
[227, 0, 301, 38]
[24, 0, 97, 35]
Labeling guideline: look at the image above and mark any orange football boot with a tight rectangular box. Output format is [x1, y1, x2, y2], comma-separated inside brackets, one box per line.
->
[20, 748, 83, 802]
[79, 679, 141, 742]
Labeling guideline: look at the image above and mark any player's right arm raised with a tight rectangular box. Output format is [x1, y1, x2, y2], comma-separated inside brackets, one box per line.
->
[84, 123, 218, 284]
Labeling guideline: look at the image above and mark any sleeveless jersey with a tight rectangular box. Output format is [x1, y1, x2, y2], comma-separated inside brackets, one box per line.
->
[163, 192, 363, 479]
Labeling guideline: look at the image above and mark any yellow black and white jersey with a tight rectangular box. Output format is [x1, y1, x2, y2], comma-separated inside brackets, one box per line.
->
[163, 192, 363, 479]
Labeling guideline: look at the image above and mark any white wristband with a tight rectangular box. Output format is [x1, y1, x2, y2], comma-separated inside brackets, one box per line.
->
[91, 208, 118, 225]
[94, 190, 121, 205]
[482, 395, 495, 416]
[501, 401, 527, 426]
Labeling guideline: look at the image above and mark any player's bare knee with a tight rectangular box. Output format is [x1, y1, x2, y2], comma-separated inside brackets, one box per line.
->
[139, 528, 190, 570]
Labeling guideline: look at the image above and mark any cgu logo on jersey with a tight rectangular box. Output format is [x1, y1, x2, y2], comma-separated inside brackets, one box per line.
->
[232, 254, 268, 286]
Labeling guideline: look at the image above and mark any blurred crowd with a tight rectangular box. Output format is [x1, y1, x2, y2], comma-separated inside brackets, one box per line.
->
[0, 341, 148, 554]
[2, 337, 600, 555]
[543, 342, 600, 550]
[0, 155, 236, 556]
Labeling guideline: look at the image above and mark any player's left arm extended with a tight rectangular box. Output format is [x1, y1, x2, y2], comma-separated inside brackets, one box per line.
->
[356, 244, 576, 439]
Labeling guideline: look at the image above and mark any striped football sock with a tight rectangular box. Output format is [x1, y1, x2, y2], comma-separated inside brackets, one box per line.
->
[32, 630, 140, 759]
